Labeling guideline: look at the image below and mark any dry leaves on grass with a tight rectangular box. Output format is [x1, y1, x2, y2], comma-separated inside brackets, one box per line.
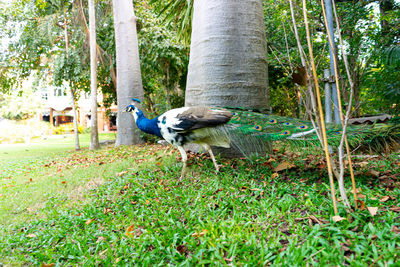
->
[125, 225, 144, 238]
[332, 216, 346, 222]
[356, 199, 366, 211]
[176, 244, 190, 256]
[367, 207, 378, 216]
[116, 171, 128, 177]
[85, 219, 95, 225]
[380, 196, 390, 202]
[26, 233, 37, 238]
[391, 225, 400, 234]
[192, 229, 207, 238]
[308, 215, 329, 225]
[273, 161, 295, 172]
[389, 206, 400, 213]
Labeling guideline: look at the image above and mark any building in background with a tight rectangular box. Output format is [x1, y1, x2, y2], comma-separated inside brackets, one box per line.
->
[39, 85, 117, 132]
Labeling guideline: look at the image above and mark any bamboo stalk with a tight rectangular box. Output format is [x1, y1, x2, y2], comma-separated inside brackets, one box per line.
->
[288, 0, 323, 144]
[331, 0, 358, 208]
[302, 0, 338, 214]
[320, 0, 357, 208]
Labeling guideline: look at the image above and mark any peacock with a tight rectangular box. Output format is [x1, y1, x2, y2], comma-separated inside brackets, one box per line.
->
[126, 98, 400, 179]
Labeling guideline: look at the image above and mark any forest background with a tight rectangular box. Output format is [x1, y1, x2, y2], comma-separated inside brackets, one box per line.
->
[0, 0, 399, 122]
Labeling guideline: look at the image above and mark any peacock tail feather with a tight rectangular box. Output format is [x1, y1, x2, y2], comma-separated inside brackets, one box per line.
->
[222, 107, 400, 154]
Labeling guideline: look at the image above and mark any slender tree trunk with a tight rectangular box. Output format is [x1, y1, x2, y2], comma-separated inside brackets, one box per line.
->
[64, 12, 80, 151]
[166, 64, 171, 109]
[113, 0, 144, 146]
[185, 0, 269, 109]
[89, 0, 99, 150]
[70, 88, 80, 151]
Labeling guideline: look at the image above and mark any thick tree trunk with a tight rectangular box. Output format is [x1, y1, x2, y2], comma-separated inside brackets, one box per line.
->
[185, 0, 269, 109]
[113, 0, 144, 146]
[89, 0, 99, 150]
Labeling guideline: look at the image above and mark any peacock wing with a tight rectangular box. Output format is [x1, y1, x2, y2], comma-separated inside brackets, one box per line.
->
[174, 106, 233, 131]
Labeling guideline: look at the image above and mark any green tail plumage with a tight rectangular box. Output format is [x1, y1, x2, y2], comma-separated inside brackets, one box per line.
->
[223, 107, 400, 154]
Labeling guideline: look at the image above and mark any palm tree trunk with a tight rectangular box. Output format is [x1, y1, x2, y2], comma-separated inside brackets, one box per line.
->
[185, 0, 269, 109]
[113, 0, 144, 146]
[89, 0, 99, 150]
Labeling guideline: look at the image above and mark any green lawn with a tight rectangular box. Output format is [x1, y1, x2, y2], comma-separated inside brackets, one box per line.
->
[0, 137, 399, 266]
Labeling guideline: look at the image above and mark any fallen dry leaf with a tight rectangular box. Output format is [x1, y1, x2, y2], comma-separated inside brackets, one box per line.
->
[176, 244, 190, 256]
[367, 207, 378, 216]
[97, 236, 107, 243]
[365, 170, 380, 177]
[358, 161, 369, 168]
[309, 215, 328, 225]
[41, 264, 55, 267]
[332, 215, 346, 222]
[391, 225, 400, 234]
[389, 206, 400, 213]
[192, 229, 208, 238]
[85, 219, 95, 225]
[26, 233, 37, 238]
[125, 225, 143, 238]
[356, 199, 365, 211]
[380, 196, 390, 202]
[116, 171, 128, 177]
[271, 173, 279, 179]
[273, 161, 295, 172]
[340, 241, 351, 252]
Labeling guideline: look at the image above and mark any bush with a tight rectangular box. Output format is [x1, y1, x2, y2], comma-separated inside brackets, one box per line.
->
[0, 119, 52, 144]
[52, 123, 85, 135]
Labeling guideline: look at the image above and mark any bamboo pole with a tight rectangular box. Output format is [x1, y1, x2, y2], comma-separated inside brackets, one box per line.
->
[320, 0, 358, 208]
[302, 0, 338, 214]
[331, 0, 358, 208]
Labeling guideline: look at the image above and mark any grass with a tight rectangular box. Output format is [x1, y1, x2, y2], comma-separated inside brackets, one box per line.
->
[0, 137, 399, 266]
[0, 133, 116, 226]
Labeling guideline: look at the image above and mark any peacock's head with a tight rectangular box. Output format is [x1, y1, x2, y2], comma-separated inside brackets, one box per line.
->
[125, 104, 136, 113]
[125, 98, 142, 121]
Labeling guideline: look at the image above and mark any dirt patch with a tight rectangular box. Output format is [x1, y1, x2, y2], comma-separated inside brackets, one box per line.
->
[68, 178, 105, 203]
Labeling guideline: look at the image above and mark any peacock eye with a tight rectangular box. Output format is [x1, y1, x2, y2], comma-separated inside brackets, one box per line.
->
[283, 122, 292, 126]
[299, 125, 308, 130]
[281, 130, 291, 135]
[253, 125, 262, 131]
[232, 112, 236, 115]
[232, 115, 240, 121]
[269, 119, 277, 124]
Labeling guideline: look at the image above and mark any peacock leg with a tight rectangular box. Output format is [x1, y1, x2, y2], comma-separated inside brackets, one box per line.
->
[177, 146, 187, 180]
[201, 143, 219, 173]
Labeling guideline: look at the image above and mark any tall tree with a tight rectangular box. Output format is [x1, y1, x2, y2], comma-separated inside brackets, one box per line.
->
[112, 0, 144, 146]
[185, 0, 269, 109]
[89, 0, 99, 150]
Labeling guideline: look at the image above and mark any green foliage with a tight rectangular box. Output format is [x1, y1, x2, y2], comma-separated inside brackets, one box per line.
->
[136, 1, 189, 114]
[0, 88, 42, 120]
[149, 0, 193, 45]
[53, 50, 85, 86]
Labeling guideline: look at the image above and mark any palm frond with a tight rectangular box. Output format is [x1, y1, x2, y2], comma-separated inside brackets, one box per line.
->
[382, 45, 400, 66]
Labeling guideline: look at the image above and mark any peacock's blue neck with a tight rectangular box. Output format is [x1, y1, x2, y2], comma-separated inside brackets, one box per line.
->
[135, 112, 162, 138]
